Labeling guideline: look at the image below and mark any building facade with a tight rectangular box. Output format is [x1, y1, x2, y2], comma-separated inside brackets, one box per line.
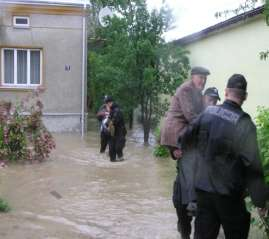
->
[0, 0, 88, 133]
[175, 6, 269, 117]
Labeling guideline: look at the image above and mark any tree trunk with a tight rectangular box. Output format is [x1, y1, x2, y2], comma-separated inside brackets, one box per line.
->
[143, 120, 150, 145]
[128, 110, 133, 130]
[141, 95, 152, 145]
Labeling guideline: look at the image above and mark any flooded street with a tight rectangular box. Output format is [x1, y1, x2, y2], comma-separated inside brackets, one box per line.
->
[0, 129, 179, 239]
[0, 128, 265, 239]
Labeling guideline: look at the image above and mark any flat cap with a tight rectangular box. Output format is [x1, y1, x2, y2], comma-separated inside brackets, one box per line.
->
[191, 66, 210, 76]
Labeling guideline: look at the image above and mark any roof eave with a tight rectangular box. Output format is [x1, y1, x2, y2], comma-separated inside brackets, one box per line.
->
[0, 0, 89, 8]
[174, 5, 264, 46]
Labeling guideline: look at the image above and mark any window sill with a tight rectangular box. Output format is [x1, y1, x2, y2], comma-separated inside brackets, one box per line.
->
[13, 26, 31, 29]
[0, 86, 44, 91]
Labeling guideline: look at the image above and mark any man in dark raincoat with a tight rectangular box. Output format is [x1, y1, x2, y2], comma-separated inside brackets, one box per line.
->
[105, 97, 127, 162]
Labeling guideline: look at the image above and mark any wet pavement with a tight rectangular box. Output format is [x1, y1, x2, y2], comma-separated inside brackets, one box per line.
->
[0, 128, 265, 239]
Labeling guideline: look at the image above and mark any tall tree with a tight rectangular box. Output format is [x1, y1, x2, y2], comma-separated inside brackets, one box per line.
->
[88, 0, 139, 126]
[88, 0, 189, 142]
[129, 3, 189, 143]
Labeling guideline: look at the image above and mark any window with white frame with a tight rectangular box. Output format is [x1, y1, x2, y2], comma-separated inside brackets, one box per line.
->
[1, 48, 42, 87]
[13, 16, 30, 28]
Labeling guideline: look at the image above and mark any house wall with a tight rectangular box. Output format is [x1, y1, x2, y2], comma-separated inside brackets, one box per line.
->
[182, 16, 269, 117]
[0, 4, 85, 132]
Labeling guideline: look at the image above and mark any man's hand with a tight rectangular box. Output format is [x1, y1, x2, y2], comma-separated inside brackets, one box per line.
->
[173, 149, 182, 159]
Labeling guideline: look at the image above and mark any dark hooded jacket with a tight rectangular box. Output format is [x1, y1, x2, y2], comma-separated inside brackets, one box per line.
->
[110, 103, 127, 139]
[181, 100, 269, 207]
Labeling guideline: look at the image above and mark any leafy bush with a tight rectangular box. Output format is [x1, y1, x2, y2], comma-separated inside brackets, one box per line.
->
[4, 110, 28, 161]
[0, 198, 10, 212]
[153, 126, 169, 158]
[247, 107, 269, 237]
[153, 145, 170, 158]
[256, 107, 269, 184]
[0, 88, 56, 162]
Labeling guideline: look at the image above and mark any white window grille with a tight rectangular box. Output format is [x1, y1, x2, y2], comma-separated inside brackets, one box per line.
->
[1, 48, 42, 88]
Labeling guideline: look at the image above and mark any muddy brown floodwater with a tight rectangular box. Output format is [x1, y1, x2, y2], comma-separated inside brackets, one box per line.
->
[0, 128, 265, 239]
[0, 129, 180, 239]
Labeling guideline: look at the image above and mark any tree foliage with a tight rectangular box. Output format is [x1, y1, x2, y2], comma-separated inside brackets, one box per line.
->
[215, 0, 259, 18]
[265, 0, 269, 25]
[245, 107, 269, 238]
[88, 0, 189, 142]
[256, 107, 269, 184]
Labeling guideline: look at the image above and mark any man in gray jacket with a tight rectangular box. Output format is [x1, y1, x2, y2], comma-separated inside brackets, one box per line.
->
[161, 66, 210, 239]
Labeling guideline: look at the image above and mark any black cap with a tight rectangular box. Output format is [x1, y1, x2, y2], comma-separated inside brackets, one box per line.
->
[204, 87, 220, 100]
[191, 66, 210, 76]
[227, 74, 247, 91]
[104, 95, 113, 103]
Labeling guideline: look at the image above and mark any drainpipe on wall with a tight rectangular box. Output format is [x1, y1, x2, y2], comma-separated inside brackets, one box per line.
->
[81, 0, 87, 138]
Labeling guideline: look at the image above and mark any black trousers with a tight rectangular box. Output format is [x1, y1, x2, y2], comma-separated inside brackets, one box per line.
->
[109, 136, 125, 161]
[173, 174, 193, 239]
[195, 190, 251, 239]
[100, 132, 110, 153]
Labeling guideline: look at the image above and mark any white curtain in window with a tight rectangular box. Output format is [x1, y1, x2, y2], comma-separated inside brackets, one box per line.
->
[4, 50, 14, 84]
[17, 50, 27, 84]
[30, 51, 40, 84]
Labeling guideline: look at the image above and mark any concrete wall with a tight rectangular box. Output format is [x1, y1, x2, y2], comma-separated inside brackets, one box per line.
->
[0, 5, 84, 132]
[182, 16, 269, 117]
